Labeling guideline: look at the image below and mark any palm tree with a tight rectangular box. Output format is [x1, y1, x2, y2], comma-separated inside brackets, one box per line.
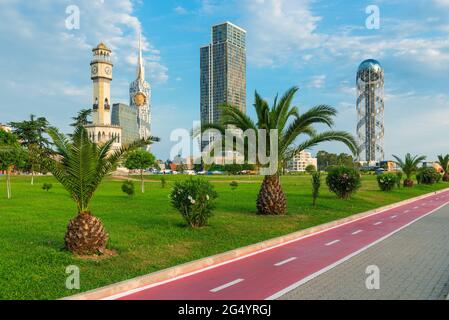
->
[392, 153, 426, 187]
[437, 154, 449, 182]
[45, 122, 158, 255]
[201, 86, 357, 215]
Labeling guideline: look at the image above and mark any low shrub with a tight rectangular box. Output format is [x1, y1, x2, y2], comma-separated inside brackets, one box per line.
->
[42, 183, 52, 192]
[161, 176, 167, 188]
[170, 178, 218, 228]
[230, 181, 238, 190]
[377, 173, 397, 191]
[121, 180, 135, 196]
[326, 166, 361, 199]
[416, 167, 441, 185]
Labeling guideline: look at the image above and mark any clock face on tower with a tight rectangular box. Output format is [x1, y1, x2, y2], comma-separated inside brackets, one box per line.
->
[91, 65, 98, 75]
[104, 66, 111, 75]
[133, 92, 146, 106]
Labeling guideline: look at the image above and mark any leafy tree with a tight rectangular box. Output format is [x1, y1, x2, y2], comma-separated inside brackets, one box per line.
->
[316, 151, 354, 170]
[71, 109, 92, 127]
[437, 154, 449, 182]
[201, 86, 357, 215]
[125, 150, 156, 193]
[43, 112, 156, 255]
[9, 114, 50, 185]
[392, 153, 426, 187]
[305, 164, 317, 174]
[0, 130, 27, 199]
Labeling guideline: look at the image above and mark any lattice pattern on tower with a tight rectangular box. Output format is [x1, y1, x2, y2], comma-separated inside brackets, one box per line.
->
[356, 59, 385, 162]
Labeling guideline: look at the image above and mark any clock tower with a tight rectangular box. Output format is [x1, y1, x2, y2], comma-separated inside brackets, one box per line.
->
[85, 43, 122, 150]
[91, 43, 113, 125]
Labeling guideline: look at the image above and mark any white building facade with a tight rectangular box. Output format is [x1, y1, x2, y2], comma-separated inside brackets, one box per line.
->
[288, 151, 318, 172]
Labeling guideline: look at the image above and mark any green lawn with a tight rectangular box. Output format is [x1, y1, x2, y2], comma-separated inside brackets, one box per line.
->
[0, 174, 447, 299]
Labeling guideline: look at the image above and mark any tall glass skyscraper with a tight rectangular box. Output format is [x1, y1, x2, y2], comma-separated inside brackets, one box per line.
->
[200, 22, 246, 150]
[111, 103, 139, 145]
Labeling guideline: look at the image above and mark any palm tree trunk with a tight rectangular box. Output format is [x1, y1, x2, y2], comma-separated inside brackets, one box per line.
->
[140, 169, 144, 193]
[31, 170, 34, 186]
[65, 212, 109, 255]
[256, 175, 287, 215]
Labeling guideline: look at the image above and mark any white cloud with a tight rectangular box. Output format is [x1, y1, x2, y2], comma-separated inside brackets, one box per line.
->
[174, 6, 188, 15]
[240, 0, 322, 66]
[434, 0, 449, 6]
[308, 75, 326, 88]
[238, 0, 449, 73]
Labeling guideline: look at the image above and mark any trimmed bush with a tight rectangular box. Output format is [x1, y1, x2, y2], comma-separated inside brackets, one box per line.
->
[326, 166, 361, 199]
[121, 180, 135, 196]
[170, 178, 218, 228]
[42, 183, 52, 192]
[160, 176, 167, 188]
[377, 173, 397, 191]
[417, 167, 441, 185]
[230, 181, 238, 190]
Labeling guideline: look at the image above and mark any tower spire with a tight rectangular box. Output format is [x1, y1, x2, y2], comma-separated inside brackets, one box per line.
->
[137, 33, 145, 81]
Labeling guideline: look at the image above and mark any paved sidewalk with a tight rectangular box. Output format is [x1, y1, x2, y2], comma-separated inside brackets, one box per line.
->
[279, 203, 449, 300]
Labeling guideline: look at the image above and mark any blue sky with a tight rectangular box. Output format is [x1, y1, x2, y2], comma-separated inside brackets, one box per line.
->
[1, 0, 449, 160]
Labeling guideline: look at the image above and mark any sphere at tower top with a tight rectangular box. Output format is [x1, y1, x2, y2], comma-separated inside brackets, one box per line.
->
[357, 59, 383, 82]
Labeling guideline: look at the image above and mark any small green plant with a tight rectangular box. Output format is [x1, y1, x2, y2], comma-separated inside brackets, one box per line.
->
[326, 166, 361, 199]
[395, 171, 403, 188]
[160, 176, 167, 188]
[311, 171, 321, 206]
[416, 167, 441, 185]
[42, 183, 53, 192]
[230, 181, 239, 190]
[121, 180, 135, 196]
[377, 173, 397, 192]
[170, 178, 218, 228]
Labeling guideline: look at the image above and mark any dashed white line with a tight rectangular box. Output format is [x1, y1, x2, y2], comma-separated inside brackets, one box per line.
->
[373, 221, 383, 226]
[351, 230, 363, 235]
[274, 257, 297, 267]
[390, 215, 398, 219]
[413, 206, 419, 209]
[404, 210, 410, 213]
[210, 279, 244, 293]
[325, 240, 340, 246]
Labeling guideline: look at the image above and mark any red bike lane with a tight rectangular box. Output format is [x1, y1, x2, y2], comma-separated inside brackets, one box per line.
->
[105, 190, 449, 300]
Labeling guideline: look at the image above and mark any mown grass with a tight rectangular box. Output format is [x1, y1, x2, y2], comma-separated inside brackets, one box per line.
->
[0, 174, 447, 299]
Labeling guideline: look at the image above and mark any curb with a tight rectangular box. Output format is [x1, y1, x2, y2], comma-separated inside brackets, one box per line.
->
[63, 187, 449, 300]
